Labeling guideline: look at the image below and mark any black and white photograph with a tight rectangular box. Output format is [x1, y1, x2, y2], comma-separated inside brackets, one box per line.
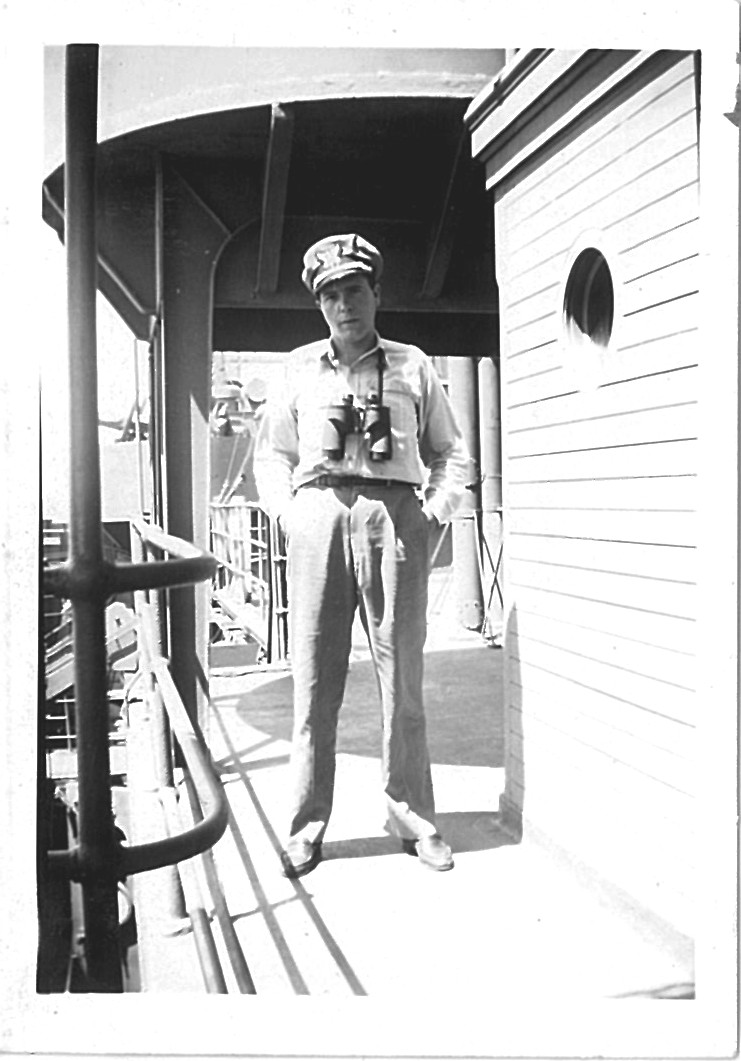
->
[1, 1, 739, 1058]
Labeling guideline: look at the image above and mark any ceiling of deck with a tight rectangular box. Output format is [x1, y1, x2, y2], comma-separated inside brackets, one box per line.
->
[43, 49, 503, 353]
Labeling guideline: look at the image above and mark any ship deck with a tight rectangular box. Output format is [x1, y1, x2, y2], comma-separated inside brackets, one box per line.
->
[126, 603, 693, 1006]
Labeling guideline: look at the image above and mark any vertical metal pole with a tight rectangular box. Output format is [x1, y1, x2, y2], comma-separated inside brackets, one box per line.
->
[151, 152, 167, 532]
[128, 535, 185, 926]
[65, 43, 123, 992]
[133, 338, 146, 516]
[448, 356, 484, 630]
[478, 355, 503, 638]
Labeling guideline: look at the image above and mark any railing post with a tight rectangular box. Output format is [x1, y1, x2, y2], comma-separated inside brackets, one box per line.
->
[448, 355, 485, 630]
[128, 530, 186, 925]
[65, 42, 123, 991]
[478, 354, 504, 640]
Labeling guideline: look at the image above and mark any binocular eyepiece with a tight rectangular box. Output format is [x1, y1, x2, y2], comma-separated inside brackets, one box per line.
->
[322, 393, 392, 462]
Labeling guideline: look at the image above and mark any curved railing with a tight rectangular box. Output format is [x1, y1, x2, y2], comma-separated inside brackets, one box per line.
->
[45, 520, 226, 882]
[40, 45, 252, 993]
[123, 597, 229, 877]
[42, 519, 260, 992]
[43, 519, 217, 603]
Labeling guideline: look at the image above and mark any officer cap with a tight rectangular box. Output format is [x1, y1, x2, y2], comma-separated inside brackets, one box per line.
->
[301, 233, 383, 296]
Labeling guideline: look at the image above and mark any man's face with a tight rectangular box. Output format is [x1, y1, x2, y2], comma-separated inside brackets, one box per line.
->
[316, 273, 379, 349]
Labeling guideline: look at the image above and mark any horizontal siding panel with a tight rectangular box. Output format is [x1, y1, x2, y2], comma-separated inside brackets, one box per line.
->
[488, 52, 700, 936]
[505, 59, 698, 227]
[500, 202, 699, 301]
[501, 253, 699, 366]
[505, 374, 573, 409]
[508, 119, 698, 261]
[504, 337, 561, 373]
[506, 474, 697, 513]
[506, 402, 697, 459]
[617, 217, 700, 278]
[513, 607, 696, 690]
[510, 585, 696, 656]
[506, 708, 694, 826]
[619, 254, 699, 317]
[502, 255, 698, 347]
[504, 369, 571, 407]
[508, 697, 694, 825]
[511, 676, 694, 791]
[502, 281, 562, 331]
[504, 181, 699, 290]
[504, 305, 699, 403]
[512, 641, 695, 752]
[507, 438, 697, 480]
[508, 533, 696, 582]
[608, 324, 699, 384]
[503, 59, 697, 224]
[505, 138, 696, 269]
[507, 508, 695, 545]
[505, 722, 694, 930]
[509, 554, 695, 615]
[507, 365, 698, 432]
[503, 291, 560, 335]
[503, 307, 560, 348]
[505, 337, 556, 367]
[507, 153, 698, 280]
[616, 291, 699, 347]
[504, 71, 696, 214]
[604, 180, 699, 256]
[498, 241, 568, 294]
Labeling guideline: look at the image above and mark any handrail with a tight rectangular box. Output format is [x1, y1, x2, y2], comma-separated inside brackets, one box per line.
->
[46, 524, 228, 882]
[210, 500, 289, 663]
[43, 42, 221, 990]
[123, 601, 229, 876]
[43, 518, 217, 601]
[159, 786, 229, 994]
[180, 771, 257, 993]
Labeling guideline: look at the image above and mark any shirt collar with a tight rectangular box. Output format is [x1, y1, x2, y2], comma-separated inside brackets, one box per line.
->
[321, 334, 385, 370]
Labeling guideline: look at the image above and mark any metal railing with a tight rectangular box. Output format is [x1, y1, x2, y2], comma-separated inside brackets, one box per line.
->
[210, 501, 288, 664]
[41, 44, 253, 994]
[127, 523, 254, 992]
[42, 520, 235, 989]
[43, 520, 223, 882]
[473, 506, 504, 645]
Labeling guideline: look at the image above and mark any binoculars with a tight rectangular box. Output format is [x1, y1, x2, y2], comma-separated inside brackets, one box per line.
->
[322, 393, 392, 462]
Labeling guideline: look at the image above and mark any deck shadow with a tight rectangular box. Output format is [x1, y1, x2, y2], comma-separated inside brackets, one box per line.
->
[230, 644, 504, 768]
[322, 810, 514, 863]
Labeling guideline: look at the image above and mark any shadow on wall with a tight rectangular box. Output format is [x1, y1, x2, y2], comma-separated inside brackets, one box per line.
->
[499, 603, 524, 841]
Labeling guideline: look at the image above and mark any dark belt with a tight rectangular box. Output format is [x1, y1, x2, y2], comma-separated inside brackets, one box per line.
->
[301, 474, 415, 490]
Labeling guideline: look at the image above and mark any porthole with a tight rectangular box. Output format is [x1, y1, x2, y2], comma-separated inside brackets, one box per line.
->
[563, 247, 614, 349]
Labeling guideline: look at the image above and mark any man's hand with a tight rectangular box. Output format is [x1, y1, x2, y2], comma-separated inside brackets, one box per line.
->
[423, 510, 441, 531]
[276, 504, 293, 538]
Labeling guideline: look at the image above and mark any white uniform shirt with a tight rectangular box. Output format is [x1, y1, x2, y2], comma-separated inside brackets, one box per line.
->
[254, 335, 472, 526]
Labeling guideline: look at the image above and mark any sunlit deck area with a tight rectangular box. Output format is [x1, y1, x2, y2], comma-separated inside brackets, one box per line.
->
[127, 592, 694, 1003]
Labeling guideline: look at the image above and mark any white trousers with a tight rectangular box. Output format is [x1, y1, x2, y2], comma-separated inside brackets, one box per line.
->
[283, 480, 437, 845]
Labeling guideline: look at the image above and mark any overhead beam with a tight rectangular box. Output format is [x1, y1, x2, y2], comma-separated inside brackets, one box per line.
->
[255, 103, 295, 296]
[419, 129, 471, 301]
[42, 182, 155, 338]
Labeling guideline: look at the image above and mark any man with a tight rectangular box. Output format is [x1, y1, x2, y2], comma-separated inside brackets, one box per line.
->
[253, 233, 471, 878]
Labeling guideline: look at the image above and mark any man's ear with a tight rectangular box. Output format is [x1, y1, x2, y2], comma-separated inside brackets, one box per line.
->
[373, 283, 382, 307]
